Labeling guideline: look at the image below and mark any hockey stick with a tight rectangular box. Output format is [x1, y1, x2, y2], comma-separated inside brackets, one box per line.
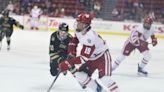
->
[46, 55, 73, 92]
[47, 72, 60, 92]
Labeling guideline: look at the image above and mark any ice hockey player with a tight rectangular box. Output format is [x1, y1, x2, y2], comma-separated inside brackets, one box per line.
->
[49, 23, 72, 76]
[58, 13, 120, 92]
[30, 5, 42, 30]
[112, 16, 158, 76]
[0, 10, 24, 50]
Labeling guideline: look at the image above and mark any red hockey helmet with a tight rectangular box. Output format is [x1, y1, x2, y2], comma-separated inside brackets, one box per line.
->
[76, 13, 92, 24]
[144, 16, 153, 24]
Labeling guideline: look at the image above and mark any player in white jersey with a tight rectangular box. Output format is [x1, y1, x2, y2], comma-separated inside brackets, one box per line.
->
[30, 5, 42, 30]
[58, 13, 120, 92]
[112, 16, 158, 76]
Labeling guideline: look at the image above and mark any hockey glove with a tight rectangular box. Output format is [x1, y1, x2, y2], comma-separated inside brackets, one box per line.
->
[58, 60, 74, 72]
[59, 56, 81, 72]
[20, 25, 24, 29]
[152, 38, 157, 47]
[59, 54, 74, 76]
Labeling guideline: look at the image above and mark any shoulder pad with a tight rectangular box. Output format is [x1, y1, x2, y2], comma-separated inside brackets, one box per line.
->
[51, 32, 57, 37]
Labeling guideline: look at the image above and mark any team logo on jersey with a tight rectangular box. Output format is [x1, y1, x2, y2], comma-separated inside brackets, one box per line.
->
[87, 39, 91, 43]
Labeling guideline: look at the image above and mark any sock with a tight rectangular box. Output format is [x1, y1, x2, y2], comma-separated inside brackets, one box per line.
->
[74, 72, 98, 91]
[112, 54, 126, 71]
[100, 76, 120, 92]
[139, 51, 151, 69]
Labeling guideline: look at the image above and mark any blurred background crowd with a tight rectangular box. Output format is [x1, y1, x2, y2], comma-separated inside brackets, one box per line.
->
[1, 0, 164, 23]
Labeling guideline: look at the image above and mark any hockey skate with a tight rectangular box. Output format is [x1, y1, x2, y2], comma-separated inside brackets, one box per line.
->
[138, 64, 148, 76]
[0, 44, 1, 51]
[95, 80, 106, 92]
[0, 42, 1, 50]
[7, 45, 10, 51]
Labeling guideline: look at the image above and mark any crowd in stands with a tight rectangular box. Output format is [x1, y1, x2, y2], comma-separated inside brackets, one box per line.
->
[5, 0, 101, 18]
[4, 0, 164, 24]
[113, 0, 164, 23]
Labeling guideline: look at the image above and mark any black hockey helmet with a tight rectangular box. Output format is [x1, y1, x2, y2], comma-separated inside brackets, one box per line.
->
[59, 23, 69, 32]
[2, 10, 9, 17]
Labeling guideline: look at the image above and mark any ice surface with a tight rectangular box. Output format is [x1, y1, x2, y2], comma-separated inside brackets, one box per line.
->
[0, 30, 163, 92]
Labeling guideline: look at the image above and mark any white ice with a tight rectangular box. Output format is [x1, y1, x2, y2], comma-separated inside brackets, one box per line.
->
[0, 30, 164, 92]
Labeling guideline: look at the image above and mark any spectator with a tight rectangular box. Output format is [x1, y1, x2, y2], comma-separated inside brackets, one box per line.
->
[20, 0, 30, 14]
[112, 8, 120, 21]
[13, 2, 21, 15]
[93, 0, 101, 18]
[30, 5, 42, 30]
[6, 1, 14, 14]
[123, 0, 134, 20]
[133, 1, 144, 22]
[160, 8, 164, 24]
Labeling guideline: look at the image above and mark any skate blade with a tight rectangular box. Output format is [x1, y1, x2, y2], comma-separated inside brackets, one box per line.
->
[7, 48, 10, 51]
[137, 72, 148, 77]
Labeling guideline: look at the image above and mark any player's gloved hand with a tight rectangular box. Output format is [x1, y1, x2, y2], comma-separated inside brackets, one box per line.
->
[152, 38, 157, 47]
[57, 55, 68, 75]
[58, 60, 74, 72]
[59, 56, 81, 72]
[60, 54, 75, 74]
[20, 25, 24, 29]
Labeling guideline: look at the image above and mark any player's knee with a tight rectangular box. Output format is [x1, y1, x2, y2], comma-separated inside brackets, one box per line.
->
[100, 76, 114, 86]
[116, 54, 126, 63]
[142, 51, 151, 60]
[100, 76, 119, 91]
[74, 71, 89, 85]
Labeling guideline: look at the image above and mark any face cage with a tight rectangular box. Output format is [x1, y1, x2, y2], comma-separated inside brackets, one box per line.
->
[143, 23, 151, 30]
[74, 21, 91, 32]
[58, 30, 68, 40]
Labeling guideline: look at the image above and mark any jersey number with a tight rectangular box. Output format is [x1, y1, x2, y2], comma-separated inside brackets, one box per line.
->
[84, 47, 91, 54]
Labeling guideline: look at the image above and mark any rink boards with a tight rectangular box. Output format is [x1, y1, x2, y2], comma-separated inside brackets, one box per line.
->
[10, 15, 164, 38]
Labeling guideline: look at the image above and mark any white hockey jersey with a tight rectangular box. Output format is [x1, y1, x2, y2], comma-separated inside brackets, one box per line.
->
[30, 7, 42, 18]
[75, 29, 109, 60]
[128, 25, 155, 46]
